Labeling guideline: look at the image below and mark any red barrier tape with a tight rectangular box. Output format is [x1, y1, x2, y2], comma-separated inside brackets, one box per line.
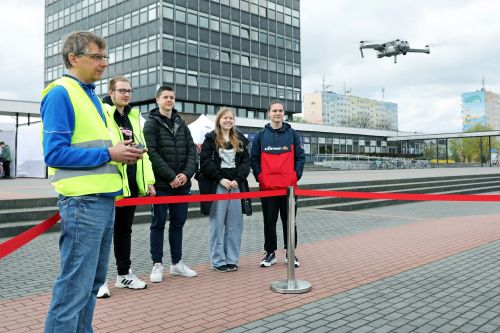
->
[3, 187, 500, 260]
[0, 212, 60, 260]
[116, 189, 287, 206]
[295, 189, 500, 202]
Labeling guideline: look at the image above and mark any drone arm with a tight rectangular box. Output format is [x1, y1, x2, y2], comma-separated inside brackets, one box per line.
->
[360, 48, 364, 58]
[407, 47, 430, 54]
[394, 55, 397, 63]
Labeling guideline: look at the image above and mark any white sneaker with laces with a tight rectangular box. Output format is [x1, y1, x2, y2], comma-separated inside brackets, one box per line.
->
[97, 280, 110, 298]
[150, 263, 164, 283]
[115, 269, 147, 289]
[170, 260, 197, 277]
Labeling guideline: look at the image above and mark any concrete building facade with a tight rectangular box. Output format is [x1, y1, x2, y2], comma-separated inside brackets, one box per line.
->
[44, 0, 302, 119]
[304, 91, 398, 131]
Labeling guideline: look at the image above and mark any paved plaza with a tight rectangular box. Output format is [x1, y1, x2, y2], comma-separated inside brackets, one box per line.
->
[1, 168, 500, 332]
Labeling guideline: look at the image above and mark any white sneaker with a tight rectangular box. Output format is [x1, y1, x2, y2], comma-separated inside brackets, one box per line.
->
[150, 263, 164, 283]
[170, 260, 197, 277]
[97, 281, 110, 298]
[115, 269, 147, 289]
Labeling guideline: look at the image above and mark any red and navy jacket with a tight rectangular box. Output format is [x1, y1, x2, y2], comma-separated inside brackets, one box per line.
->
[250, 122, 305, 190]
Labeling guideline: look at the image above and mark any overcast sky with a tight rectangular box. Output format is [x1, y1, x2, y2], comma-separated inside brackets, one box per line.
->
[1, 0, 499, 133]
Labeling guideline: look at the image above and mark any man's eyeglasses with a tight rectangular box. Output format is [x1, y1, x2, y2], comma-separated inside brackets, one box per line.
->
[76, 53, 110, 61]
[114, 89, 133, 94]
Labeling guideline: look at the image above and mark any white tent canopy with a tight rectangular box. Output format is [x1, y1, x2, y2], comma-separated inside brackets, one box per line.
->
[17, 123, 45, 178]
[188, 114, 215, 145]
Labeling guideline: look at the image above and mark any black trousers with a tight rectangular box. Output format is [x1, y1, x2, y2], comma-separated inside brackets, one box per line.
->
[2, 161, 10, 178]
[113, 205, 137, 275]
[261, 195, 298, 253]
[113, 182, 139, 275]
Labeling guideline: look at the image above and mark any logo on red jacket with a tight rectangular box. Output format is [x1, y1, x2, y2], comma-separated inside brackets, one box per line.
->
[264, 145, 289, 151]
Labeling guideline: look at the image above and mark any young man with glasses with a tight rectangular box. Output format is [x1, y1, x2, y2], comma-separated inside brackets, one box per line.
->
[41, 32, 144, 332]
[96, 76, 156, 298]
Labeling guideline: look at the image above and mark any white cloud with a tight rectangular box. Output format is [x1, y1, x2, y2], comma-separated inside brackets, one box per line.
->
[0, 0, 44, 102]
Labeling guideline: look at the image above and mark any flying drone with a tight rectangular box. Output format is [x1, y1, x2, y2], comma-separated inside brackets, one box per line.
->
[359, 39, 430, 63]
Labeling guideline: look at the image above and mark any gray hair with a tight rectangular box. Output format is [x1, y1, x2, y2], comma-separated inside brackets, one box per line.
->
[61, 31, 106, 69]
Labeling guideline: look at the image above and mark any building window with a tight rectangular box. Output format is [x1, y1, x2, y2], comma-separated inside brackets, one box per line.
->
[259, 31, 268, 43]
[231, 25, 240, 36]
[221, 51, 230, 62]
[188, 43, 198, 56]
[199, 74, 209, 88]
[250, 29, 259, 41]
[251, 83, 260, 95]
[163, 70, 174, 83]
[175, 40, 186, 54]
[199, 45, 209, 58]
[163, 5, 174, 19]
[231, 53, 240, 64]
[232, 79, 241, 92]
[211, 78, 220, 90]
[184, 102, 194, 113]
[196, 104, 205, 114]
[187, 13, 197, 25]
[175, 9, 186, 22]
[241, 27, 250, 39]
[251, 57, 259, 68]
[210, 18, 220, 31]
[176, 72, 186, 85]
[199, 16, 209, 29]
[241, 55, 250, 66]
[242, 82, 250, 94]
[237, 108, 246, 117]
[187, 74, 197, 86]
[211, 49, 220, 60]
[221, 21, 230, 34]
[221, 77, 231, 91]
[163, 37, 174, 51]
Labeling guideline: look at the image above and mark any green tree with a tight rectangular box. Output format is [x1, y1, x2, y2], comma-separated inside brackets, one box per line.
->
[451, 124, 499, 163]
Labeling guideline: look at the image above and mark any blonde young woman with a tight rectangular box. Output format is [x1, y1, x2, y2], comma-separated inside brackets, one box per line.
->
[199, 107, 251, 272]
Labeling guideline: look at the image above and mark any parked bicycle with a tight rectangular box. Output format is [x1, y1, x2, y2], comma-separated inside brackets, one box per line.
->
[370, 159, 392, 170]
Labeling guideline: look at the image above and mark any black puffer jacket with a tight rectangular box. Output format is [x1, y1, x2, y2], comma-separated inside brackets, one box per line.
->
[143, 108, 196, 190]
[199, 130, 250, 185]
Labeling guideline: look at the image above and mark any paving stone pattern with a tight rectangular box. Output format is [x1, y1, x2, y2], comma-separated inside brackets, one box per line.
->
[228, 240, 500, 333]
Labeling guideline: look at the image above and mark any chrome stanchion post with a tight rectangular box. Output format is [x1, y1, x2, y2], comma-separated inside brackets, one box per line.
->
[271, 186, 312, 294]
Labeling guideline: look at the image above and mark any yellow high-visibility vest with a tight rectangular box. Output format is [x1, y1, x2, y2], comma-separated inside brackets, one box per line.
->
[41, 76, 122, 196]
[104, 104, 155, 199]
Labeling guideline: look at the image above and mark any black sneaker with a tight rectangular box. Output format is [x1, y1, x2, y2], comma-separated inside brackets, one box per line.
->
[213, 265, 229, 272]
[260, 252, 277, 267]
[285, 253, 300, 267]
[227, 264, 238, 271]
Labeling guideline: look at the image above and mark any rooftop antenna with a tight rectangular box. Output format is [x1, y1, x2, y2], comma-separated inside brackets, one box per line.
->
[322, 77, 334, 93]
[343, 82, 351, 95]
[381, 87, 385, 100]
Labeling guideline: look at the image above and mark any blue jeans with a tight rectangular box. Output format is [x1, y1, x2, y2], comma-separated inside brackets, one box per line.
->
[150, 187, 190, 264]
[208, 185, 243, 267]
[45, 195, 115, 333]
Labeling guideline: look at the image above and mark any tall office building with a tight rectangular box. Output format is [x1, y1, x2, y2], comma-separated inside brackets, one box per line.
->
[44, 0, 302, 119]
[461, 89, 500, 131]
[303, 91, 398, 131]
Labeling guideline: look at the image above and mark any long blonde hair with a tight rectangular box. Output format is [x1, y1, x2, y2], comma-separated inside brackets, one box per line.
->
[214, 107, 243, 152]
